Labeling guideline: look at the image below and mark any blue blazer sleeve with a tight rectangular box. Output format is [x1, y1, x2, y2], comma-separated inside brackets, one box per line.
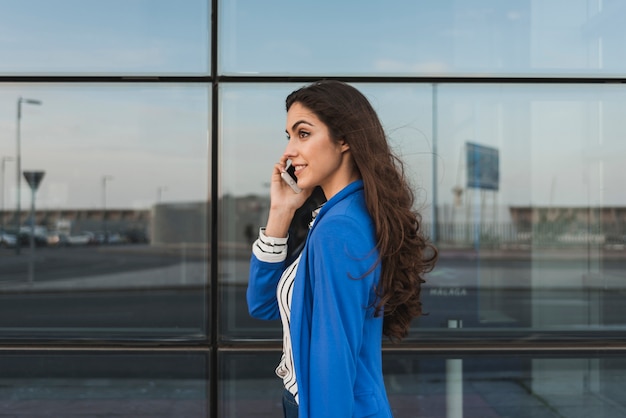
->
[247, 254, 285, 320]
[305, 214, 379, 417]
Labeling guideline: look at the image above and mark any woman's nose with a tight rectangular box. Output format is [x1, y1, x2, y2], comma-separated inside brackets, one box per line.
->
[284, 138, 298, 157]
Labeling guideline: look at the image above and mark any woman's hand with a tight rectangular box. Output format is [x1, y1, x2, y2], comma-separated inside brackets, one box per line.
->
[264, 156, 312, 238]
[270, 156, 311, 209]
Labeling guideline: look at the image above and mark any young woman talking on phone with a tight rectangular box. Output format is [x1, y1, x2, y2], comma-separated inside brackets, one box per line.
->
[247, 80, 437, 418]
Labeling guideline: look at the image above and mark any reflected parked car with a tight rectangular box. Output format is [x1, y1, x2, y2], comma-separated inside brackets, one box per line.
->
[64, 232, 92, 246]
[106, 232, 125, 245]
[90, 231, 126, 245]
[0, 229, 18, 248]
[18, 226, 48, 247]
[124, 228, 149, 244]
[49, 231, 98, 247]
[47, 230, 63, 247]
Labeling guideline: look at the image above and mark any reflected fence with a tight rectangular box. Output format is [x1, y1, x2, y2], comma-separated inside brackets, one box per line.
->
[427, 222, 626, 250]
[2, 201, 626, 254]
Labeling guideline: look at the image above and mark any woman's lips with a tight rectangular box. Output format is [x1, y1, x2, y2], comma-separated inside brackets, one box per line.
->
[293, 164, 306, 176]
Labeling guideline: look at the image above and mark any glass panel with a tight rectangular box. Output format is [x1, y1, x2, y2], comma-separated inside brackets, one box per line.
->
[0, 0, 210, 75]
[218, 83, 433, 340]
[220, 82, 626, 342]
[220, 350, 626, 417]
[0, 351, 208, 416]
[218, 84, 293, 339]
[219, 351, 282, 417]
[220, 0, 626, 77]
[387, 353, 626, 417]
[0, 84, 210, 340]
[415, 83, 626, 340]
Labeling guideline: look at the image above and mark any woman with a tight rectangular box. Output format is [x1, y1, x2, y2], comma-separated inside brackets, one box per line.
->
[247, 80, 437, 418]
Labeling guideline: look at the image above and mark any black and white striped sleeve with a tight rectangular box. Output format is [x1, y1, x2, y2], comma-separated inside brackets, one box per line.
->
[252, 227, 288, 263]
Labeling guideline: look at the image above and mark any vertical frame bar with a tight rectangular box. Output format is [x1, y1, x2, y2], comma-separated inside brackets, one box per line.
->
[209, 0, 219, 417]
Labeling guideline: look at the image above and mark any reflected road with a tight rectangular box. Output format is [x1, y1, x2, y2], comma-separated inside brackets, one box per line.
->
[0, 246, 624, 339]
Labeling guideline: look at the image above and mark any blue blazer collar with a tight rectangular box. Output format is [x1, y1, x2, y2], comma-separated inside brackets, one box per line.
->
[315, 180, 364, 223]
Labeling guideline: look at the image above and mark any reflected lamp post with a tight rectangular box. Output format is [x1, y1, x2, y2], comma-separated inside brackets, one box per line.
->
[156, 186, 167, 203]
[102, 175, 114, 241]
[15, 97, 42, 255]
[1, 156, 14, 231]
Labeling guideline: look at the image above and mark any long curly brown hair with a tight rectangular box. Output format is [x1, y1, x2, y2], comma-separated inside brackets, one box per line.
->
[286, 80, 438, 342]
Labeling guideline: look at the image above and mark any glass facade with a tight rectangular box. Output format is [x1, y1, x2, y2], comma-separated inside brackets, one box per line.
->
[2, 1, 626, 416]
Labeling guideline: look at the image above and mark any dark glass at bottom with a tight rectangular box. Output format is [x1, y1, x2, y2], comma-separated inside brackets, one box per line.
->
[0, 351, 208, 417]
[220, 351, 626, 418]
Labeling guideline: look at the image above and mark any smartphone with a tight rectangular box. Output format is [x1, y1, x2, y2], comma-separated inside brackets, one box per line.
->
[280, 161, 302, 193]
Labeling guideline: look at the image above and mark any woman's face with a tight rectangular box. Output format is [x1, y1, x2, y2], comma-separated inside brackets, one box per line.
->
[284, 102, 354, 199]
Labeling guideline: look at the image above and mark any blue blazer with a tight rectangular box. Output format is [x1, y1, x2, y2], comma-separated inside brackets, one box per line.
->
[248, 180, 393, 418]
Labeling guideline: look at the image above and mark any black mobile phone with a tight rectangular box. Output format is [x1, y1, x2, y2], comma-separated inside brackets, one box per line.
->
[281, 161, 302, 193]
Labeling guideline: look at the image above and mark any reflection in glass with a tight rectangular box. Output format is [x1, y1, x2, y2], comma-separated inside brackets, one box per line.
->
[216, 82, 626, 341]
[416, 83, 626, 339]
[0, 84, 210, 340]
[220, 0, 626, 76]
[1, 0, 210, 75]
[221, 351, 626, 417]
[217, 84, 291, 340]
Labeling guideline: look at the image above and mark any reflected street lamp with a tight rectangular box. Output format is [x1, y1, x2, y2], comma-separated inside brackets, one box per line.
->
[156, 186, 167, 203]
[15, 97, 42, 255]
[1, 156, 14, 231]
[102, 175, 114, 242]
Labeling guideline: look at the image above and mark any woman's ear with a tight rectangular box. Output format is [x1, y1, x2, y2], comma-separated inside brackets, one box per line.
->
[339, 139, 350, 153]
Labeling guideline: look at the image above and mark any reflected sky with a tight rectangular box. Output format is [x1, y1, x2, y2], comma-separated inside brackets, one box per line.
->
[1, 1, 626, 211]
[0, 0, 209, 74]
[221, 0, 530, 75]
[2, 82, 626, 212]
[0, 84, 209, 209]
[221, 83, 626, 215]
[220, 0, 625, 76]
[2, 0, 625, 76]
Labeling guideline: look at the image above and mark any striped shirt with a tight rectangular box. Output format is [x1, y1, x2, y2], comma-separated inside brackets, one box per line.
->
[275, 254, 301, 402]
[251, 208, 321, 405]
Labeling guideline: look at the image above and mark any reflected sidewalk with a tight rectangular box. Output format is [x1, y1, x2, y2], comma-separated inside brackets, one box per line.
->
[1, 243, 625, 295]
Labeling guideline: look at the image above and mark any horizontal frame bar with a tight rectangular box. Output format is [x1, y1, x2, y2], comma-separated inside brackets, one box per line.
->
[1, 75, 626, 84]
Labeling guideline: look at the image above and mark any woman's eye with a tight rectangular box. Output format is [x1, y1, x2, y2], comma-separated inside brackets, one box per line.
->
[285, 133, 291, 141]
[298, 130, 310, 138]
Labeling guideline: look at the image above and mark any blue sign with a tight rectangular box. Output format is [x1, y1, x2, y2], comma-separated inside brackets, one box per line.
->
[466, 142, 499, 191]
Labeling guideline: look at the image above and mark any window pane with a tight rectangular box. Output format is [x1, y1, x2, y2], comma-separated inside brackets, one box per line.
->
[0, 84, 210, 340]
[218, 84, 293, 340]
[219, 82, 626, 342]
[414, 83, 626, 340]
[387, 353, 626, 417]
[220, 0, 626, 77]
[0, 351, 208, 416]
[0, 0, 210, 75]
[218, 83, 433, 340]
[220, 350, 626, 417]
